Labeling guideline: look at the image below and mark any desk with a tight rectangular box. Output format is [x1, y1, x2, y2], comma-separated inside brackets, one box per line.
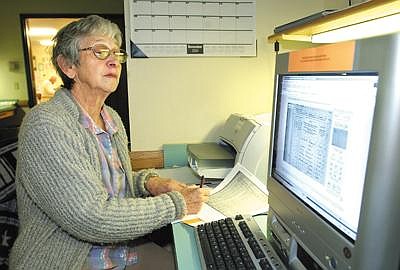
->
[172, 215, 268, 269]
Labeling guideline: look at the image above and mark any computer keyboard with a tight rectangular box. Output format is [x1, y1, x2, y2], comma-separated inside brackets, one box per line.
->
[195, 215, 286, 270]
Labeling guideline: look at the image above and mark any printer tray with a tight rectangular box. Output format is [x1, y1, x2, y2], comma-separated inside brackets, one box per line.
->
[187, 143, 234, 168]
[187, 143, 235, 179]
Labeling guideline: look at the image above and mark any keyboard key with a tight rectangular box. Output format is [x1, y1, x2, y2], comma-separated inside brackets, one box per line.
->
[260, 258, 273, 270]
[235, 214, 244, 220]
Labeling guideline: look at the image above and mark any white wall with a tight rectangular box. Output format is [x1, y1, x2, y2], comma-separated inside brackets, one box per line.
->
[125, 0, 349, 151]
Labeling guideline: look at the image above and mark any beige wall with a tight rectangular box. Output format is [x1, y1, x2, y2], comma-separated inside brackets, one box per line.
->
[125, 0, 350, 151]
[1, 0, 356, 151]
[0, 0, 123, 101]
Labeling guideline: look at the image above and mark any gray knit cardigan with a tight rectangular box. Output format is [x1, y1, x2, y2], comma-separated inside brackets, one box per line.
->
[9, 89, 186, 269]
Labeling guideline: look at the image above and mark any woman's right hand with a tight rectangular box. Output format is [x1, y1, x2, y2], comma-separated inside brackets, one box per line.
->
[179, 185, 210, 214]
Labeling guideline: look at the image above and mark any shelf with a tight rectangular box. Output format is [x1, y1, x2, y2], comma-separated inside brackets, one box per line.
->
[267, 0, 400, 43]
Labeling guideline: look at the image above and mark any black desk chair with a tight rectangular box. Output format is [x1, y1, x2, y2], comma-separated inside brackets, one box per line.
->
[0, 107, 24, 269]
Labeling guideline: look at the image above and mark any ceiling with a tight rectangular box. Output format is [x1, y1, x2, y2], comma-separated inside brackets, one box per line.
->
[26, 18, 80, 46]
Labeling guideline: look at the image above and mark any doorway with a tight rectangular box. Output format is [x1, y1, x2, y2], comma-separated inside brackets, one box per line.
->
[20, 14, 131, 140]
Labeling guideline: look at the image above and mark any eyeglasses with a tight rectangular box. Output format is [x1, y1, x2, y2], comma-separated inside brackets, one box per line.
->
[78, 44, 127, 63]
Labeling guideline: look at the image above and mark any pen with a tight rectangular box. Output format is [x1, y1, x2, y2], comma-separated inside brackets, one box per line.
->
[199, 175, 205, 188]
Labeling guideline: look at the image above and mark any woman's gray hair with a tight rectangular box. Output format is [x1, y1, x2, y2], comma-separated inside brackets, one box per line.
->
[51, 15, 123, 89]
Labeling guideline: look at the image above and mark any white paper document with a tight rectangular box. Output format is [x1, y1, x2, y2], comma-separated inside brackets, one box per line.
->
[174, 163, 269, 226]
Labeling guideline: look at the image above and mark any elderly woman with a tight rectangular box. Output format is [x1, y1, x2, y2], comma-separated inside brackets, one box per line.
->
[10, 15, 209, 269]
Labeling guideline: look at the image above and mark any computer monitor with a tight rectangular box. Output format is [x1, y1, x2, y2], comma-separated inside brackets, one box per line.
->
[274, 72, 378, 241]
[267, 33, 400, 270]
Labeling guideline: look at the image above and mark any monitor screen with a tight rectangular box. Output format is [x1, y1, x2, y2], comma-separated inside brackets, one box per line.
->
[271, 72, 378, 241]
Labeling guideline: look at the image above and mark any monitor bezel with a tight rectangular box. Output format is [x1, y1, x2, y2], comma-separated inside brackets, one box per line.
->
[270, 71, 379, 243]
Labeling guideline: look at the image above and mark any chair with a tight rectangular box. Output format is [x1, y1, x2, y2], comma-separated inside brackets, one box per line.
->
[0, 107, 23, 269]
[0, 131, 18, 269]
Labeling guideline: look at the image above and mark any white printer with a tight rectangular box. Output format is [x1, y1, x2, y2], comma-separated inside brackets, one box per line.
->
[188, 113, 271, 184]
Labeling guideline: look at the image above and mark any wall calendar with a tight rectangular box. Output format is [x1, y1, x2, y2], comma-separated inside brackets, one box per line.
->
[126, 0, 256, 57]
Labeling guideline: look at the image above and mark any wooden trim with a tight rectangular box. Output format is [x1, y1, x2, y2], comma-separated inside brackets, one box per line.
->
[0, 110, 15, 120]
[130, 150, 164, 171]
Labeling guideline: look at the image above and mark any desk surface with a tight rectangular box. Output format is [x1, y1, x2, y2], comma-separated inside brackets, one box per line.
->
[172, 215, 268, 270]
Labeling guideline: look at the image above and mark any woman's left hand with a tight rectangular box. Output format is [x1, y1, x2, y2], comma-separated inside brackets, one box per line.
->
[145, 176, 187, 196]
